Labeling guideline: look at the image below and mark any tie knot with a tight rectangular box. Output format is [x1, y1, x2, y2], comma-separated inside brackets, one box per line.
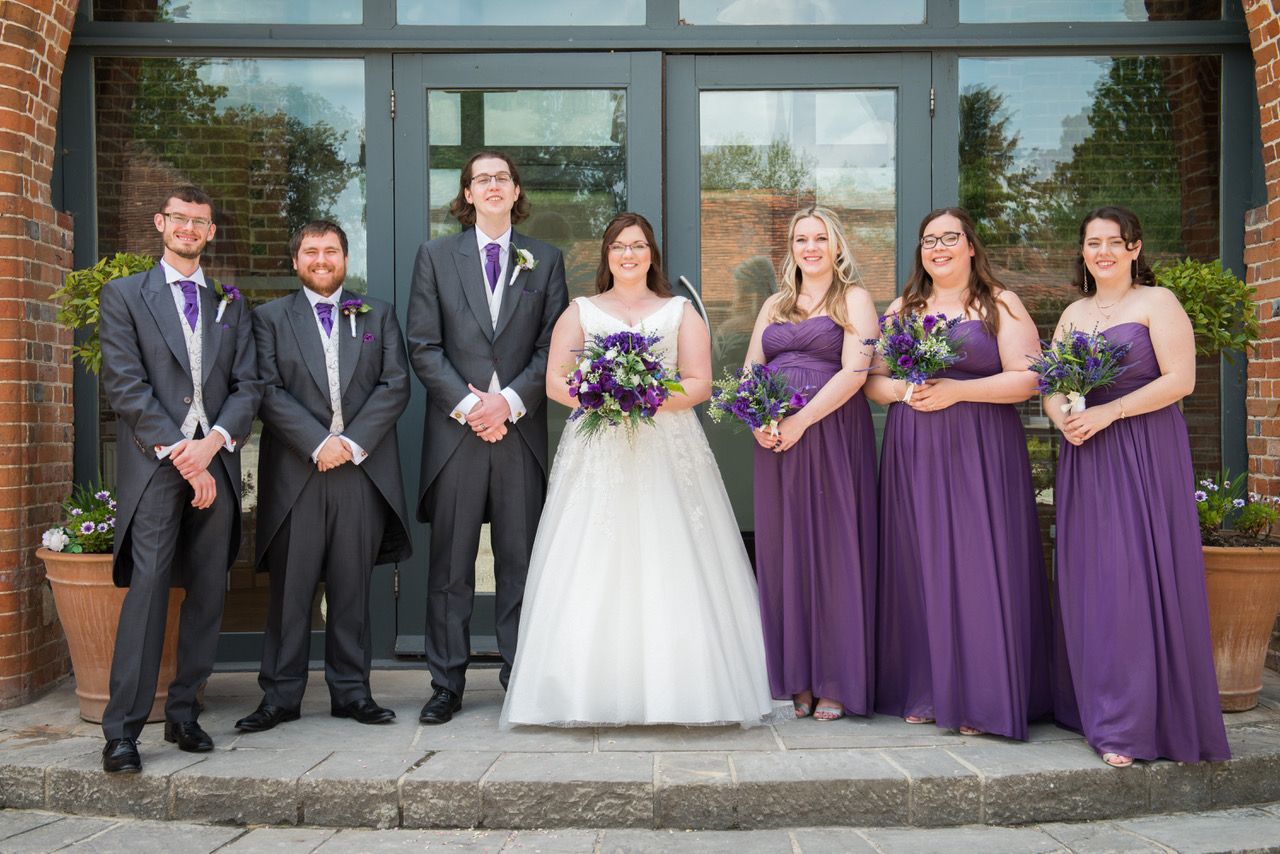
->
[177, 279, 198, 296]
[315, 302, 333, 319]
[485, 242, 501, 261]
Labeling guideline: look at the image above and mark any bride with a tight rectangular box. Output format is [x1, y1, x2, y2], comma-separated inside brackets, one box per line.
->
[500, 212, 782, 728]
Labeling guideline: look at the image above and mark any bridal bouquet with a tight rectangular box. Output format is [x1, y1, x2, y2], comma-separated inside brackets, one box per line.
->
[1029, 327, 1132, 413]
[866, 311, 965, 402]
[567, 331, 684, 437]
[708, 363, 811, 437]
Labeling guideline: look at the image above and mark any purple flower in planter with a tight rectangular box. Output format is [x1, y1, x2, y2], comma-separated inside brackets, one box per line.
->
[80, 521, 96, 535]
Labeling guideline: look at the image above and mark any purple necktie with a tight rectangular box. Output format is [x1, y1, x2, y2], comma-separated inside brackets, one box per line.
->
[315, 302, 334, 337]
[177, 280, 199, 331]
[484, 242, 501, 293]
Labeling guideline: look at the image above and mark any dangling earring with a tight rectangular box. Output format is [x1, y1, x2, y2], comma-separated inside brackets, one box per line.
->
[1083, 267, 1095, 295]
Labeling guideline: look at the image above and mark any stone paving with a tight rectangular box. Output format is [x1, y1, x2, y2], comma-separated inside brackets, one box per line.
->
[2, 668, 1280, 833]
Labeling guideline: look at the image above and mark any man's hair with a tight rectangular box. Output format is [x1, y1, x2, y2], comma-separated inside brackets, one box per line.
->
[447, 150, 531, 227]
[290, 220, 349, 258]
[158, 185, 216, 219]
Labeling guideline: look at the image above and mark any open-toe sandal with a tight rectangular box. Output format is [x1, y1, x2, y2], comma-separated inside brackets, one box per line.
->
[904, 715, 935, 725]
[813, 705, 845, 721]
[1102, 752, 1134, 768]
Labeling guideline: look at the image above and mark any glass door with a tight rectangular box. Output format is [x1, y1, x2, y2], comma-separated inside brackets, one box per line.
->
[665, 54, 933, 530]
[391, 53, 662, 657]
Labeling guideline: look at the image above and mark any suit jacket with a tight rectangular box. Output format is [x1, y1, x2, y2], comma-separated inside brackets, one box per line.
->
[406, 228, 569, 521]
[99, 265, 261, 587]
[251, 289, 412, 566]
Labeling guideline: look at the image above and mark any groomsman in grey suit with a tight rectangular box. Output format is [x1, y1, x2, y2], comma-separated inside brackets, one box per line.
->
[408, 151, 568, 723]
[98, 186, 261, 773]
[235, 221, 411, 733]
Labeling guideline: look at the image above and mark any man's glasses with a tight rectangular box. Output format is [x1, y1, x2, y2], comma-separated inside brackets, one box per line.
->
[607, 242, 651, 255]
[162, 212, 213, 230]
[920, 232, 962, 249]
[470, 173, 514, 188]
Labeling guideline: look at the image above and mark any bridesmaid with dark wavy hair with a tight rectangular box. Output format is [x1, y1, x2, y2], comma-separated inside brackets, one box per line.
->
[867, 207, 1052, 740]
[1049, 205, 1229, 767]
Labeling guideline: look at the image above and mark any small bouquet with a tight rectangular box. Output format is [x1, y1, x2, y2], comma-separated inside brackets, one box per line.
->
[1029, 328, 1132, 413]
[708, 363, 811, 437]
[567, 331, 684, 437]
[865, 312, 965, 402]
[41, 486, 117, 555]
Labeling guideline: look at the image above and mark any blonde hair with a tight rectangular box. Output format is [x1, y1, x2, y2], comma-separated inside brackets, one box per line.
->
[769, 206, 862, 332]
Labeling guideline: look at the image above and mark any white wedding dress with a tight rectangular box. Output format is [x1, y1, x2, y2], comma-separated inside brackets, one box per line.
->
[500, 296, 782, 728]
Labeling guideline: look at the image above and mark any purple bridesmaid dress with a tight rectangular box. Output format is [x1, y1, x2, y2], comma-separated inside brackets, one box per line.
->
[1055, 322, 1230, 762]
[874, 320, 1053, 739]
[753, 317, 877, 715]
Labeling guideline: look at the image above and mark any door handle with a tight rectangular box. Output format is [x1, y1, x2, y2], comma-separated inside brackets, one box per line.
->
[676, 275, 711, 343]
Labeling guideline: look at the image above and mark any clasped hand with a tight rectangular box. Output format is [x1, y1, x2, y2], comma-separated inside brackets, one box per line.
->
[316, 435, 353, 471]
[753, 415, 809, 454]
[466, 383, 511, 443]
[170, 435, 223, 510]
[1060, 406, 1117, 446]
[906, 378, 963, 413]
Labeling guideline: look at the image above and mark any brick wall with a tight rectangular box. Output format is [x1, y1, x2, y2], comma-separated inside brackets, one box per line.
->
[0, 0, 79, 709]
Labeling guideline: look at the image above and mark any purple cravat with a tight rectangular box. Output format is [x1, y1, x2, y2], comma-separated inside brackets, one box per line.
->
[315, 302, 334, 337]
[484, 242, 501, 293]
[177, 280, 199, 331]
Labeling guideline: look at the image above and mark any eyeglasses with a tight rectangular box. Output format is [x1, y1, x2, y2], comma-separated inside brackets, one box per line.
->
[920, 232, 962, 249]
[470, 172, 514, 188]
[607, 241, 651, 255]
[162, 212, 213, 230]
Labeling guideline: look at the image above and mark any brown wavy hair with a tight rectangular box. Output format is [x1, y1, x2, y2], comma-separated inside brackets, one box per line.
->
[900, 207, 1008, 336]
[448, 150, 532, 227]
[1071, 205, 1156, 295]
[594, 212, 673, 296]
[768, 207, 861, 333]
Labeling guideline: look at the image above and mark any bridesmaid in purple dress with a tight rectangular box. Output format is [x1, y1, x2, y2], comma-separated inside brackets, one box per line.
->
[746, 207, 880, 721]
[867, 208, 1052, 739]
[1050, 205, 1229, 767]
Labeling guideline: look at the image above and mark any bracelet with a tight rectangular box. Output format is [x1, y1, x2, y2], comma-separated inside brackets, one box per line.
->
[1118, 398, 1126, 419]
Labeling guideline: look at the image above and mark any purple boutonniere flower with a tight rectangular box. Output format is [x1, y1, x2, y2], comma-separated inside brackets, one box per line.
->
[362, 332, 376, 344]
[212, 279, 241, 323]
[340, 298, 371, 337]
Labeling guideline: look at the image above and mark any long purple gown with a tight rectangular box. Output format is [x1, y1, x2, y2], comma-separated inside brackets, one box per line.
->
[1055, 322, 1230, 762]
[874, 320, 1053, 739]
[753, 316, 877, 715]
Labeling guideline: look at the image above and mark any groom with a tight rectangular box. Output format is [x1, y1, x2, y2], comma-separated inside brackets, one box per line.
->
[407, 150, 568, 724]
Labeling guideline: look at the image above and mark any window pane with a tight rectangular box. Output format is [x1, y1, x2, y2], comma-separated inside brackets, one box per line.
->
[681, 0, 924, 25]
[961, 0, 1219, 22]
[93, 0, 360, 24]
[399, 0, 644, 25]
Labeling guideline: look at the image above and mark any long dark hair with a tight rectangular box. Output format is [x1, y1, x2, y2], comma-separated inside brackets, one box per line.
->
[1072, 205, 1156, 295]
[900, 207, 1007, 336]
[448, 150, 532, 227]
[594, 212, 672, 296]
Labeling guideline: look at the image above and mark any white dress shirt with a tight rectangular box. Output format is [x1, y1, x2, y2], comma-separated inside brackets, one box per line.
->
[302, 285, 367, 466]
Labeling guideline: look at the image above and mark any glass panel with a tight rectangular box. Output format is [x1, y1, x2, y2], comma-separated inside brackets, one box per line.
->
[94, 57, 367, 631]
[961, 0, 1219, 22]
[427, 87, 628, 590]
[93, 0, 360, 24]
[958, 54, 1222, 559]
[700, 88, 897, 525]
[680, 0, 924, 25]
[399, 0, 644, 25]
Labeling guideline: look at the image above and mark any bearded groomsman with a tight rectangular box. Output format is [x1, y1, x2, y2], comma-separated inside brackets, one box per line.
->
[99, 186, 261, 773]
[235, 221, 412, 733]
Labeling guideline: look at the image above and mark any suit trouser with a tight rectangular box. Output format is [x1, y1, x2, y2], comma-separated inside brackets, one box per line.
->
[258, 463, 387, 708]
[102, 460, 235, 740]
[425, 430, 544, 695]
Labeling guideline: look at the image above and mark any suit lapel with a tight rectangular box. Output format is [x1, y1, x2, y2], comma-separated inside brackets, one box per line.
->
[200, 280, 221, 383]
[141, 266, 191, 375]
[287, 289, 331, 400]
[452, 230, 496, 342]
[338, 302, 362, 393]
[493, 233, 526, 341]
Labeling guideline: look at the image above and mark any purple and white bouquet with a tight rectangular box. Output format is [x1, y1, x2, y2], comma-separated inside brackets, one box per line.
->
[567, 330, 684, 437]
[865, 311, 965, 402]
[708, 362, 811, 437]
[1029, 327, 1132, 413]
[40, 486, 117, 555]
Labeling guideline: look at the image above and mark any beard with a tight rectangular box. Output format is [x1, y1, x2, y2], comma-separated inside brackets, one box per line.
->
[165, 235, 206, 260]
[299, 268, 345, 297]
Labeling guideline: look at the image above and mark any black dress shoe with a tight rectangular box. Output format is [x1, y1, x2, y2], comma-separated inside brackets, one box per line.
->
[419, 687, 462, 725]
[163, 719, 214, 752]
[331, 696, 396, 724]
[102, 737, 141, 773]
[235, 701, 301, 733]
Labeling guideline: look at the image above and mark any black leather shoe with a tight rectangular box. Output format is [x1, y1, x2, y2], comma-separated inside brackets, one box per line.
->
[235, 701, 301, 733]
[163, 719, 214, 752]
[331, 696, 396, 725]
[418, 687, 462, 725]
[102, 737, 141, 773]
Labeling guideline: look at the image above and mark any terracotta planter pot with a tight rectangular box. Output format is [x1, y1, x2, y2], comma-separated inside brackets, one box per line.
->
[37, 547, 185, 724]
[1203, 545, 1280, 712]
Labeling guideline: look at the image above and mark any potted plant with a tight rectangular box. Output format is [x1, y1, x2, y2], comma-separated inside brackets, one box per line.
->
[41, 252, 183, 724]
[1154, 257, 1259, 361]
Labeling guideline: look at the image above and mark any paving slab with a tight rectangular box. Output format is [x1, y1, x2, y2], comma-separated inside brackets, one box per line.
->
[46, 746, 207, 820]
[401, 750, 499, 829]
[857, 825, 1065, 854]
[598, 828, 794, 853]
[787, 828, 879, 853]
[501, 829, 601, 851]
[775, 714, 959, 750]
[599, 724, 778, 753]
[218, 826, 339, 852]
[731, 749, 909, 828]
[1210, 724, 1280, 808]
[300, 750, 421, 828]
[482, 752, 654, 828]
[59, 818, 243, 853]
[1038, 820, 1169, 852]
[0, 815, 119, 853]
[315, 828, 509, 852]
[1115, 805, 1280, 854]
[880, 746, 983, 827]
[654, 752, 737, 830]
[169, 745, 332, 825]
[0, 810, 64, 842]
[0, 735, 102, 809]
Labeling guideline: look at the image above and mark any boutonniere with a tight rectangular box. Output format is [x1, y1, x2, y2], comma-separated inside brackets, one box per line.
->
[212, 279, 241, 323]
[509, 247, 538, 288]
[340, 298, 371, 337]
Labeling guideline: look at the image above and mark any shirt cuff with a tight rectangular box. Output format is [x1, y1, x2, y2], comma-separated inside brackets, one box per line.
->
[450, 393, 480, 424]
[310, 436, 329, 463]
[154, 438, 185, 460]
[499, 387, 526, 423]
[339, 435, 368, 465]
[211, 425, 235, 452]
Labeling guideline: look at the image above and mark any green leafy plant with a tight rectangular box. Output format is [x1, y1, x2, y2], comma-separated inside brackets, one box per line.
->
[53, 253, 156, 374]
[1195, 471, 1279, 546]
[1153, 258, 1259, 361]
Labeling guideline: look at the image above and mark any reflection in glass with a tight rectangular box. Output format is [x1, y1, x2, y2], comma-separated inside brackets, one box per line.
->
[680, 0, 924, 25]
[961, 0, 1218, 22]
[399, 0, 644, 25]
[93, 0, 360, 23]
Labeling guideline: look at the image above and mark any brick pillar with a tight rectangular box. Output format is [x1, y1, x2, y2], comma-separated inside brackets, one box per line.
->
[0, 0, 79, 709]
